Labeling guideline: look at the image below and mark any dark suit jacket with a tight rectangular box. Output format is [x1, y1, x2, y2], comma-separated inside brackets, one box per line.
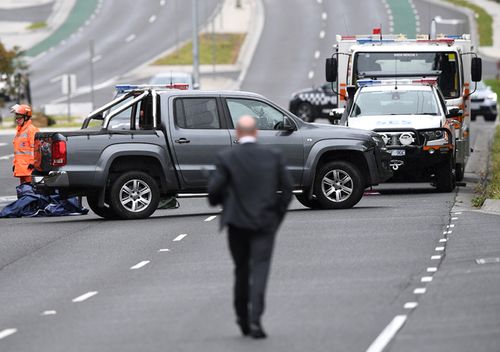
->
[208, 143, 293, 232]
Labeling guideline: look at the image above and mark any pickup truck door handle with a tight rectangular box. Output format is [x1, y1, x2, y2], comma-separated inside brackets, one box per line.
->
[175, 138, 191, 144]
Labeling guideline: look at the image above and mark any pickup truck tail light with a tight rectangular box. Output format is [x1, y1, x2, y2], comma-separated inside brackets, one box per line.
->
[51, 140, 67, 167]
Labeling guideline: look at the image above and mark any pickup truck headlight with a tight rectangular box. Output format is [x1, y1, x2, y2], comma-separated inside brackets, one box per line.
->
[421, 130, 449, 146]
[371, 135, 387, 150]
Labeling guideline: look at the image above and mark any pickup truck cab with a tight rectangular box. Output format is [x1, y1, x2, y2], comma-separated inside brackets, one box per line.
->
[34, 86, 392, 219]
[330, 79, 459, 192]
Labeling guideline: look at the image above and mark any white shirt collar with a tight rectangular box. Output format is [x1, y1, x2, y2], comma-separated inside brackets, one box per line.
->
[238, 136, 257, 144]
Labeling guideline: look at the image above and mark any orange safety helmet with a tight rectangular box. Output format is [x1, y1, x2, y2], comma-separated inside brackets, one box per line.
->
[11, 104, 32, 121]
[10, 104, 32, 125]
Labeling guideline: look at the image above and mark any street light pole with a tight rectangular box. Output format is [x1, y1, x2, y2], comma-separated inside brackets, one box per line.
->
[192, 0, 200, 88]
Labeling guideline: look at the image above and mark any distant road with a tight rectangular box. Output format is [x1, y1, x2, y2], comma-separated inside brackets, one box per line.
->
[29, 0, 219, 109]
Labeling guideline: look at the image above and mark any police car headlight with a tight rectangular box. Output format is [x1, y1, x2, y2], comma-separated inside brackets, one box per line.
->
[486, 92, 497, 102]
[421, 130, 449, 146]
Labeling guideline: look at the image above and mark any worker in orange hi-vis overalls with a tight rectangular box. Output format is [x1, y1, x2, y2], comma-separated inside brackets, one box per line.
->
[11, 104, 39, 184]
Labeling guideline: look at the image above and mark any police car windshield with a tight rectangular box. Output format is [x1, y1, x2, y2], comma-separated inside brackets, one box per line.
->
[350, 90, 439, 117]
[354, 52, 460, 99]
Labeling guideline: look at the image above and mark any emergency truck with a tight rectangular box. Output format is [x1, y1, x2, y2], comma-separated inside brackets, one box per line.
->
[325, 32, 482, 181]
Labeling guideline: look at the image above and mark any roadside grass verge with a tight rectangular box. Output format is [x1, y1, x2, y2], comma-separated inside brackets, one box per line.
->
[153, 33, 246, 65]
[472, 79, 500, 206]
[27, 21, 47, 30]
[444, 0, 492, 46]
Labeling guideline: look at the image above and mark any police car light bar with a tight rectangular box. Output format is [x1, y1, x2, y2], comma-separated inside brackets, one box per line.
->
[357, 78, 438, 87]
[115, 83, 189, 93]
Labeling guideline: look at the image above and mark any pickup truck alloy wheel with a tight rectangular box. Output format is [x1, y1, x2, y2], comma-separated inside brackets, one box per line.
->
[313, 161, 364, 209]
[110, 171, 160, 219]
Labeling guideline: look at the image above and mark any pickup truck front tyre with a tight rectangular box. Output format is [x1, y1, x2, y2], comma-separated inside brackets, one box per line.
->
[109, 171, 160, 219]
[313, 161, 364, 209]
[435, 160, 456, 193]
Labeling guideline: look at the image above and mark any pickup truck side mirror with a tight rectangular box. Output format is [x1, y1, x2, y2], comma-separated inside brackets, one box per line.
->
[328, 108, 345, 125]
[282, 116, 296, 131]
[446, 108, 463, 119]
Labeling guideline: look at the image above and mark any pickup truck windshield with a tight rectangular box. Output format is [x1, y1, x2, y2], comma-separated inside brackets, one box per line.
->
[354, 52, 460, 99]
[350, 90, 439, 117]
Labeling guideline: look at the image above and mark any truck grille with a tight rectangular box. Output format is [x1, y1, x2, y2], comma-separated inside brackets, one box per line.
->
[377, 131, 417, 146]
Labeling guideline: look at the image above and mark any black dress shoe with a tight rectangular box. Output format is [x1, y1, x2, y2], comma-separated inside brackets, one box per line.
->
[237, 318, 250, 336]
[249, 323, 267, 339]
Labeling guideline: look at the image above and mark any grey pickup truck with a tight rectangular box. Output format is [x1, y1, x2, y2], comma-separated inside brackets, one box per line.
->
[33, 86, 392, 219]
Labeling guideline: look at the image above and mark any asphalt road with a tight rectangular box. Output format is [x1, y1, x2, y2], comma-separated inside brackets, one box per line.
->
[28, 0, 220, 109]
[1, 1, 500, 351]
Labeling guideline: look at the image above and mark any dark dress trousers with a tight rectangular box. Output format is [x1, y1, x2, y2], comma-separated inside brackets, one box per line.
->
[208, 142, 293, 325]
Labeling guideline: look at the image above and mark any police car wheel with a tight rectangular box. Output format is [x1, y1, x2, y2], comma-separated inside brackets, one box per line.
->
[435, 160, 456, 193]
[313, 161, 364, 209]
[109, 171, 160, 219]
[296, 102, 315, 122]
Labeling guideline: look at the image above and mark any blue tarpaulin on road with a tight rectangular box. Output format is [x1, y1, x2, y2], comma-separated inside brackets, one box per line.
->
[0, 184, 88, 218]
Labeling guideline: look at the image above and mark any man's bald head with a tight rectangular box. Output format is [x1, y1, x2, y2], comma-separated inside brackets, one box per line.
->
[236, 115, 258, 138]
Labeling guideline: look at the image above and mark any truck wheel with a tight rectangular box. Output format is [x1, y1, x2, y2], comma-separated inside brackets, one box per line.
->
[313, 161, 364, 209]
[435, 160, 456, 192]
[471, 114, 476, 121]
[86, 194, 117, 219]
[455, 162, 464, 182]
[109, 171, 160, 219]
[295, 193, 321, 209]
[296, 102, 315, 122]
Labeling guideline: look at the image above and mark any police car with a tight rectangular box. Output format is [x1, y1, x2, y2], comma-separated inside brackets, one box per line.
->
[330, 79, 460, 192]
[289, 83, 337, 122]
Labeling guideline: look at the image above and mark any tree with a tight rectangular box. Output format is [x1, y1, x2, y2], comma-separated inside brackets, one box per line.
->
[0, 41, 28, 106]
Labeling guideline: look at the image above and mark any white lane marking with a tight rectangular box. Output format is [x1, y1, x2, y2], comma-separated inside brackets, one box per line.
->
[321, 12, 327, 20]
[404, 302, 418, 309]
[454, 212, 462, 215]
[91, 54, 102, 63]
[160, 0, 166, 5]
[442, 231, 447, 235]
[49, 75, 63, 83]
[173, 234, 188, 241]
[0, 143, 6, 147]
[158, 248, 170, 252]
[314, 50, 320, 59]
[439, 238, 447, 243]
[427, 267, 437, 272]
[0, 196, 17, 202]
[42, 310, 57, 316]
[414, 287, 426, 294]
[366, 315, 407, 352]
[0, 154, 14, 160]
[421, 276, 433, 282]
[72, 291, 98, 303]
[204, 216, 217, 222]
[431, 255, 442, 260]
[0, 329, 17, 340]
[317, 0, 323, 3]
[126, 34, 136, 42]
[130, 260, 150, 270]
[451, 217, 458, 220]
[447, 231, 453, 234]
[149, 15, 157, 23]
[308, 70, 315, 79]
[435, 247, 445, 251]
[319, 30, 325, 39]
[448, 224, 455, 228]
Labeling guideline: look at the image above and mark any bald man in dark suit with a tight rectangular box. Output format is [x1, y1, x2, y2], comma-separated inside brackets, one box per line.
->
[208, 115, 293, 339]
